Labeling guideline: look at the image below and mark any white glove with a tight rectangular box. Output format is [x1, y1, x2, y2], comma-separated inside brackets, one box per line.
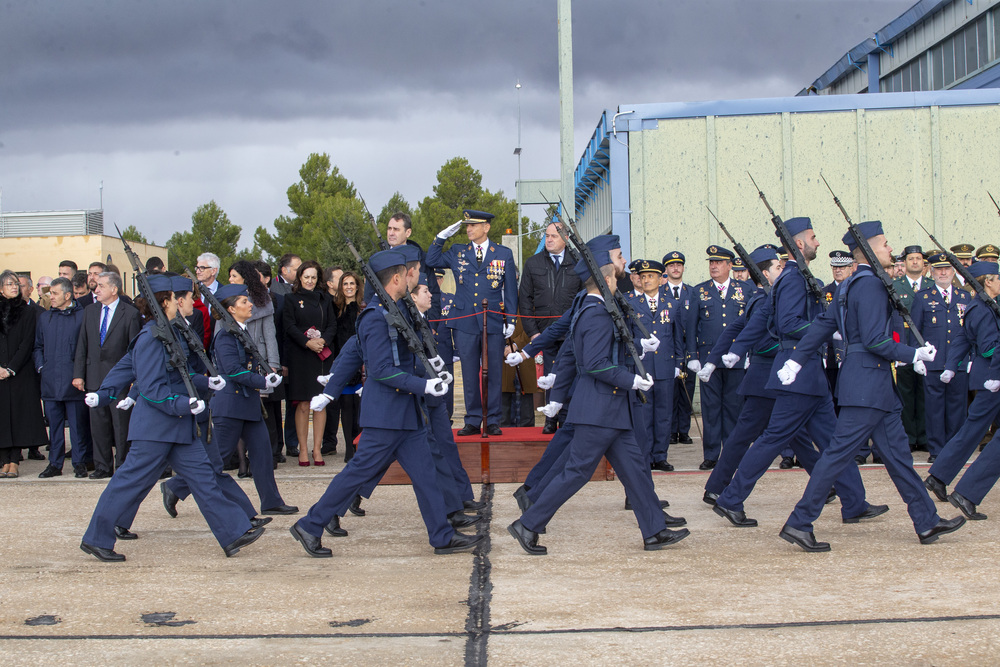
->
[538, 401, 563, 418]
[438, 220, 463, 239]
[505, 351, 527, 367]
[537, 373, 556, 390]
[913, 343, 937, 363]
[437, 369, 454, 385]
[116, 396, 135, 411]
[822, 357, 827, 369]
[674, 367, 681, 379]
[425, 378, 447, 397]
[189, 397, 206, 415]
[985, 380, 1000, 393]
[317, 373, 333, 386]
[913, 359, 927, 376]
[355, 385, 363, 397]
[687, 359, 702, 373]
[697, 362, 716, 383]
[207, 376, 227, 391]
[967, 362, 973, 374]
[452, 355, 461, 363]
[722, 352, 740, 369]
[265, 372, 283, 388]
[310, 394, 333, 411]
[503, 323, 515, 338]
[940, 370, 955, 384]
[777, 359, 802, 385]
[832, 331, 843, 341]
[640, 335, 660, 353]
[428, 355, 445, 372]
[632, 373, 654, 392]
[84, 393, 100, 408]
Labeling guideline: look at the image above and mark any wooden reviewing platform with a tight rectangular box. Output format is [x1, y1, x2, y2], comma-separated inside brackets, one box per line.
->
[376, 426, 615, 485]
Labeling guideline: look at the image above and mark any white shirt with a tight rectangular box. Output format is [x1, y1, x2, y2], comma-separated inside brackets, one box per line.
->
[549, 251, 564, 267]
[645, 293, 659, 310]
[909, 277, 921, 291]
[99, 297, 120, 331]
[667, 280, 683, 299]
[939, 286, 951, 302]
[202, 279, 219, 314]
[473, 241, 489, 260]
[713, 279, 731, 298]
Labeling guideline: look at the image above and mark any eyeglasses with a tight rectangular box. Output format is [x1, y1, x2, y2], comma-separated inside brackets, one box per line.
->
[195, 266, 212, 271]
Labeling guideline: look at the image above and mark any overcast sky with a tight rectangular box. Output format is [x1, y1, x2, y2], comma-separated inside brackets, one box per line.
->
[0, 0, 914, 249]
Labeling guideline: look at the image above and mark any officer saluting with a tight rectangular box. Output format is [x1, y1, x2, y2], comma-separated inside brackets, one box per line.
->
[426, 210, 517, 436]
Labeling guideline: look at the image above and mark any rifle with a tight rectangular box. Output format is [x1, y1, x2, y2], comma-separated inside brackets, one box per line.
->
[171, 314, 219, 376]
[990, 191, 1000, 217]
[707, 206, 770, 294]
[747, 173, 824, 302]
[333, 220, 442, 381]
[115, 225, 202, 420]
[915, 218, 1000, 320]
[553, 201, 649, 403]
[360, 198, 442, 361]
[819, 175, 926, 346]
[180, 263, 274, 373]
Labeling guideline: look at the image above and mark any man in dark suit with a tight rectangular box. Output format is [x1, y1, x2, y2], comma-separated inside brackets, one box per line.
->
[269, 253, 301, 297]
[73, 272, 142, 478]
[518, 221, 582, 433]
[72, 271, 96, 308]
[269, 253, 300, 456]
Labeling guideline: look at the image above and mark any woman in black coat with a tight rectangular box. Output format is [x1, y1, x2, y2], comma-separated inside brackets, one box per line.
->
[0, 270, 48, 477]
[332, 271, 365, 462]
[282, 261, 336, 466]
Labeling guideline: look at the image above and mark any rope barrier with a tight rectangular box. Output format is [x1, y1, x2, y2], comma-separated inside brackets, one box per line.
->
[427, 310, 561, 323]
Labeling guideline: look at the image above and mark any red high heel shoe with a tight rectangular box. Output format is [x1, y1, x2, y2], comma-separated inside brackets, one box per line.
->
[313, 449, 325, 466]
[298, 460, 310, 467]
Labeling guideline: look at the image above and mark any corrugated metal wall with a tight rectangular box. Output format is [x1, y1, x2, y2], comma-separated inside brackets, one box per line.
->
[0, 210, 104, 237]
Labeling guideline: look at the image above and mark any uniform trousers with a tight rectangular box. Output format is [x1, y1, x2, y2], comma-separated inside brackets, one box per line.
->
[954, 426, 1000, 504]
[524, 424, 575, 497]
[697, 367, 744, 461]
[672, 372, 696, 437]
[897, 365, 928, 447]
[923, 370, 969, 457]
[641, 378, 674, 464]
[44, 400, 91, 469]
[716, 391, 868, 518]
[83, 439, 251, 550]
[520, 424, 666, 538]
[454, 331, 503, 427]
[89, 404, 131, 472]
[208, 416, 284, 511]
[929, 389, 1000, 485]
[786, 404, 939, 534]
[161, 433, 257, 522]
[298, 426, 454, 547]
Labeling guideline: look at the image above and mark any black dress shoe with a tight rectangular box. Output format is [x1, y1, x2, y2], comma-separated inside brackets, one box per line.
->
[507, 520, 546, 555]
[698, 459, 717, 471]
[663, 512, 687, 527]
[843, 504, 889, 524]
[485, 424, 502, 436]
[261, 504, 299, 515]
[924, 474, 948, 502]
[948, 492, 987, 520]
[670, 433, 679, 444]
[651, 460, 674, 472]
[277, 454, 287, 463]
[161, 481, 179, 518]
[463, 499, 487, 512]
[677, 434, 694, 444]
[286, 447, 299, 457]
[457, 424, 481, 437]
[38, 465, 62, 478]
[542, 419, 557, 435]
[27, 448, 45, 461]
[348, 495, 366, 517]
[114, 525, 138, 540]
[779, 456, 795, 469]
[714, 504, 757, 527]
[237, 470, 252, 479]
[89, 469, 113, 480]
[448, 512, 482, 529]
[854, 455, 867, 465]
[324, 515, 348, 537]
[513, 485, 532, 512]
[928, 455, 937, 463]
[73, 465, 88, 479]
[779, 524, 831, 552]
[643, 528, 690, 550]
[223, 526, 265, 557]
[872, 456, 884, 465]
[624, 497, 670, 510]
[825, 488, 837, 505]
[250, 516, 273, 529]
[289, 523, 332, 557]
[434, 531, 485, 554]
[80, 542, 125, 562]
[703, 491, 719, 506]
[159, 467, 173, 479]
[918, 516, 966, 544]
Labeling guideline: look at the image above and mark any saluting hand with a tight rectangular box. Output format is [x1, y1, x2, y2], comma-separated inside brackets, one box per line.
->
[438, 220, 463, 239]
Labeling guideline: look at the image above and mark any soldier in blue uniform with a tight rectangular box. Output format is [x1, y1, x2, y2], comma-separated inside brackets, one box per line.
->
[628, 259, 683, 471]
[426, 209, 517, 436]
[662, 251, 696, 446]
[507, 240, 689, 555]
[776, 221, 964, 551]
[80, 275, 264, 561]
[434, 269, 457, 418]
[731, 255, 749, 283]
[685, 246, 751, 469]
[893, 245, 931, 452]
[711, 218, 873, 527]
[909, 252, 971, 463]
[924, 260, 1000, 509]
[289, 249, 483, 558]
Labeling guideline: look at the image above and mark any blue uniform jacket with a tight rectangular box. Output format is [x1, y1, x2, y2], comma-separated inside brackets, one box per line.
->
[566, 295, 638, 429]
[709, 287, 780, 399]
[33, 301, 87, 401]
[685, 278, 751, 363]
[521, 290, 587, 358]
[426, 237, 517, 335]
[435, 292, 456, 360]
[946, 296, 1000, 386]
[790, 265, 916, 411]
[628, 289, 683, 379]
[211, 327, 268, 421]
[910, 284, 971, 373]
[765, 261, 827, 396]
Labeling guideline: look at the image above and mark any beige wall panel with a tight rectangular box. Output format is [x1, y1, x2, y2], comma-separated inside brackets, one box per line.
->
[936, 106, 1000, 245]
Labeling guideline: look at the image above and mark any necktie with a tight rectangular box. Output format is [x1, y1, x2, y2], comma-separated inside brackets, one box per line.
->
[476, 245, 484, 264]
[673, 286, 680, 299]
[99, 306, 109, 346]
[552, 254, 560, 270]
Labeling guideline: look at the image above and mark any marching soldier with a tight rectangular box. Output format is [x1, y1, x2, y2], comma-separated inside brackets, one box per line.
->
[426, 210, 517, 436]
